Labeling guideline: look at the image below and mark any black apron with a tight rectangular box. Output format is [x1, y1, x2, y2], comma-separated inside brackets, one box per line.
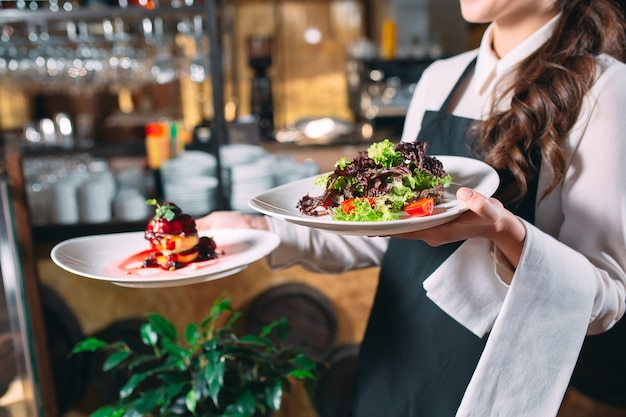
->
[350, 58, 540, 417]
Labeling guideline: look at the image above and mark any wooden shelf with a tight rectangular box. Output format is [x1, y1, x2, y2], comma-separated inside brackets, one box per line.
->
[32, 219, 148, 246]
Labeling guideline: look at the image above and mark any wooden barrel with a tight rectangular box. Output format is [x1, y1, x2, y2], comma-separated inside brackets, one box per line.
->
[40, 284, 88, 415]
[88, 317, 150, 404]
[312, 343, 360, 417]
[246, 282, 338, 360]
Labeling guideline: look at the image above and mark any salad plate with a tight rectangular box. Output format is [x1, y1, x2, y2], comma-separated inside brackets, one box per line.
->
[50, 229, 280, 288]
[249, 155, 500, 236]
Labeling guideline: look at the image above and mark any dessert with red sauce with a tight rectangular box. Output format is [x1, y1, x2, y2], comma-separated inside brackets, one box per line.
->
[143, 199, 219, 270]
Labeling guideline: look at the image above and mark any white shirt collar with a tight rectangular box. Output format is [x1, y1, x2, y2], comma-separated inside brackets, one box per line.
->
[473, 13, 561, 95]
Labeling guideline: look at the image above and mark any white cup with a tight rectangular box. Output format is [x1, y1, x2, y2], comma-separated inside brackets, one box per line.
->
[51, 179, 80, 224]
[77, 178, 112, 223]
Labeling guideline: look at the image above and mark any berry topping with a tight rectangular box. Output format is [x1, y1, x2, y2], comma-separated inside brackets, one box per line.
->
[145, 199, 197, 236]
[141, 199, 219, 270]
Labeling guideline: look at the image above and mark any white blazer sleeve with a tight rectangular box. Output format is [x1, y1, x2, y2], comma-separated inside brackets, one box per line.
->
[265, 217, 388, 274]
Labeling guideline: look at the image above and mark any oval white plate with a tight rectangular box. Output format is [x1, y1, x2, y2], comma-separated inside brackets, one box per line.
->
[249, 156, 500, 236]
[50, 229, 280, 288]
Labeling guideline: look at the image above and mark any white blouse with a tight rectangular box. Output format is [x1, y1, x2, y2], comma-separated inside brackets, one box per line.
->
[266, 14, 626, 417]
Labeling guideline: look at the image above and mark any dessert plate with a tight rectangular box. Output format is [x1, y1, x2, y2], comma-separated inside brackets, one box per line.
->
[249, 156, 500, 236]
[50, 229, 280, 288]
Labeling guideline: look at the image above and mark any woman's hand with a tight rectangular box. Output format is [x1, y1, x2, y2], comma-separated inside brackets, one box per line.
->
[390, 187, 527, 269]
[195, 211, 270, 231]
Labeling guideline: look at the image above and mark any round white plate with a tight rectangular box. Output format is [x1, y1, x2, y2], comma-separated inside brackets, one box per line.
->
[248, 156, 500, 236]
[50, 229, 280, 288]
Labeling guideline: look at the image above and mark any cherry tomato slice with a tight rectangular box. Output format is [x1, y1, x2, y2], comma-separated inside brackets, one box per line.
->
[403, 198, 435, 217]
[341, 197, 374, 214]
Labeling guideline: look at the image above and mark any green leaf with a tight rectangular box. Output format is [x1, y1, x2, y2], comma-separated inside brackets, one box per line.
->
[367, 138, 402, 168]
[335, 157, 350, 170]
[223, 403, 246, 417]
[204, 350, 225, 405]
[273, 317, 290, 340]
[265, 380, 283, 411]
[158, 369, 191, 385]
[314, 172, 331, 187]
[147, 199, 178, 221]
[103, 350, 132, 372]
[201, 338, 218, 351]
[289, 369, 315, 379]
[71, 337, 109, 354]
[185, 323, 200, 345]
[208, 296, 234, 320]
[121, 409, 142, 417]
[119, 373, 148, 399]
[126, 354, 158, 371]
[140, 323, 159, 347]
[162, 339, 191, 360]
[219, 311, 242, 333]
[294, 353, 318, 372]
[259, 317, 290, 340]
[238, 335, 271, 347]
[235, 389, 257, 415]
[132, 390, 162, 414]
[148, 314, 177, 340]
[89, 405, 124, 417]
[160, 382, 188, 412]
[185, 388, 198, 415]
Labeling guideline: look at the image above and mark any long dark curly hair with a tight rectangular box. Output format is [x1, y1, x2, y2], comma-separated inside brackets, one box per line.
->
[469, 0, 626, 205]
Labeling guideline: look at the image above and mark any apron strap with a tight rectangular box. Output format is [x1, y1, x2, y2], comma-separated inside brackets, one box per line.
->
[440, 56, 477, 112]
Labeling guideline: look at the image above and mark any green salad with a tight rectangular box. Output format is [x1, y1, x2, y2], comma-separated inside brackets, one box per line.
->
[297, 139, 452, 222]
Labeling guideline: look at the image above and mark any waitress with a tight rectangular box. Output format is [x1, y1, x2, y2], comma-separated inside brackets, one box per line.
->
[196, 0, 626, 415]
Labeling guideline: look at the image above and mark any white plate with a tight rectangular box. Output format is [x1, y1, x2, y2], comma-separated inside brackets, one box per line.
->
[249, 155, 500, 236]
[50, 229, 280, 288]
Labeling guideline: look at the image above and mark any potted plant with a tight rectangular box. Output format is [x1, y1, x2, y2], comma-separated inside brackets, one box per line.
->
[71, 295, 318, 417]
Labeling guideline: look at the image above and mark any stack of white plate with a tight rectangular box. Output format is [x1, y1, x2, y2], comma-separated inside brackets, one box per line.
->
[229, 158, 275, 212]
[77, 176, 113, 223]
[113, 188, 150, 221]
[219, 145, 272, 212]
[219, 144, 267, 165]
[160, 151, 219, 217]
[270, 155, 320, 186]
[163, 176, 219, 217]
[161, 151, 217, 183]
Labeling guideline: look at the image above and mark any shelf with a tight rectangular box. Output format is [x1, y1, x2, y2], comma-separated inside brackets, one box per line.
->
[32, 218, 148, 246]
[0, 4, 206, 24]
[21, 141, 147, 158]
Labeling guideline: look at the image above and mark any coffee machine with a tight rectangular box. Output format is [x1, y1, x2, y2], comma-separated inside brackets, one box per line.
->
[247, 35, 274, 141]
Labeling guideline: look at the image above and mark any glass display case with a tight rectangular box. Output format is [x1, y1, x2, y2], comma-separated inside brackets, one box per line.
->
[0, 0, 231, 242]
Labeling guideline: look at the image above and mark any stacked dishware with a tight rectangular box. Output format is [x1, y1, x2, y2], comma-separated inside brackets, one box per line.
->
[113, 188, 150, 222]
[270, 155, 320, 186]
[219, 145, 272, 213]
[77, 174, 114, 223]
[161, 151, 219, 217]
[229, 158, 275, 212]
[50, 174, 83, 224]
[160, 150, 218, 182]
[163, 176, 220, 217]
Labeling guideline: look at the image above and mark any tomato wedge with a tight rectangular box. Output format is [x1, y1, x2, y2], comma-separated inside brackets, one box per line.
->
[341, 197, 374, 214]
[403, 198, 435, 217]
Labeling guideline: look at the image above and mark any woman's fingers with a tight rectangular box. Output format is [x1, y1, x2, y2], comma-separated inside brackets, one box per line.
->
[388, 188, 514, 245]
[456, 187, 497, 222]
